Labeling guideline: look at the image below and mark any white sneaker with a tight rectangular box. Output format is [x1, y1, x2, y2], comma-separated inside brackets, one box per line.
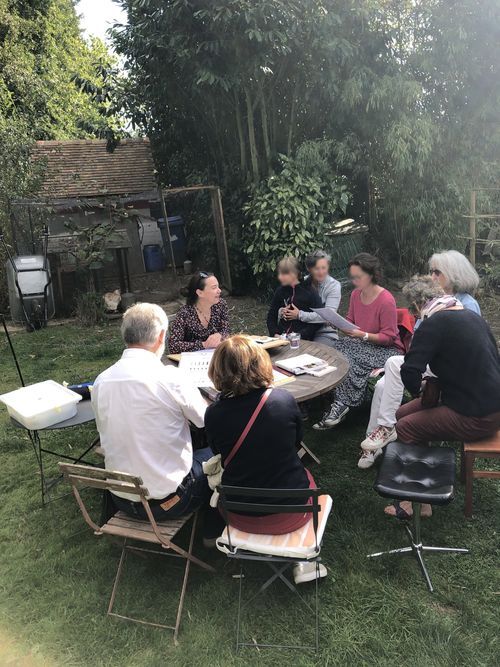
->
[293, 561, 327, 585]
[361, 425, 397, 452]
[357, 447, 383, 469]
[312, 401, 349, 430]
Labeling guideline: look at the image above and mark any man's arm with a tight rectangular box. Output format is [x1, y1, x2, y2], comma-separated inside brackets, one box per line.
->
[169, 376, 207, 427]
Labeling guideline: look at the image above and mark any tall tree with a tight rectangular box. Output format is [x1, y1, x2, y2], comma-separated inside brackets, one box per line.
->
[114, 0, 500, 274]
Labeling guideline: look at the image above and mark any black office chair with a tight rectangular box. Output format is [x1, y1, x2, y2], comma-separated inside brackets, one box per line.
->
[216, 485, 332, 652]
[367, 441, 469, 592]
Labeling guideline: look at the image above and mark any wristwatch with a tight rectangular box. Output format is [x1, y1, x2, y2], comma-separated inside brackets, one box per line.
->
[363, 332, 369, 342]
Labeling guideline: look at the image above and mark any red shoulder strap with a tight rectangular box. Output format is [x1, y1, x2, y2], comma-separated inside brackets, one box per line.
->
[224, 388, 272, 468]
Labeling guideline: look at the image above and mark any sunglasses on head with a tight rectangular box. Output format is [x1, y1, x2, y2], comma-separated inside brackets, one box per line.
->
[430, 268, 442, 276]
[197, 271, 209, 288]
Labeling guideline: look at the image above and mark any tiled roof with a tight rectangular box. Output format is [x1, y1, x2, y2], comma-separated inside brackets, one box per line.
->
[31, 138, 158, 199]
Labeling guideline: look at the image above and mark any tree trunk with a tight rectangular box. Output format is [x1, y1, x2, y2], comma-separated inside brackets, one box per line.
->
[234, 91, 247, 178]
[244, 86, 259, 182]
[286, 81, 299, 156]
[259, 86, 272, 175]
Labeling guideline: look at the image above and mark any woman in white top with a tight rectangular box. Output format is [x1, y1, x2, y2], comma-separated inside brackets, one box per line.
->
[282, 250, 341, 345]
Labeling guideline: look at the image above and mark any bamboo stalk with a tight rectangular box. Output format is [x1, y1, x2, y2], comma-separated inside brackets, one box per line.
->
[244, 86, 259, 181]
[469, 190, 477, 266]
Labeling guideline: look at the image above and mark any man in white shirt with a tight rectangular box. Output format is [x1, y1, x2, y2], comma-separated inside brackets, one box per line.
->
[92, 302, 213, 521]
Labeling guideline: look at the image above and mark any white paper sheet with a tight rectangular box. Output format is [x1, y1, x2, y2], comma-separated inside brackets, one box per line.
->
[178, 350, 215, 387]
[311, 307, 359, 332]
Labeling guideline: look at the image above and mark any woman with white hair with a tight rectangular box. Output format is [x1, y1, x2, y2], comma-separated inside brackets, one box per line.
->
[358, 251, 482, 468]
[429, 250, 481, 314]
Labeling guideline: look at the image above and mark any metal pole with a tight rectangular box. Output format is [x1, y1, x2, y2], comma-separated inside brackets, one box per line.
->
[157, 186, 181, 291]
[1, 314, 25, 386]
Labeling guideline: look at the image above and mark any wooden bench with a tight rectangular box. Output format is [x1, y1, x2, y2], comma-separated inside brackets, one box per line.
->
[461, 431, 500, 518]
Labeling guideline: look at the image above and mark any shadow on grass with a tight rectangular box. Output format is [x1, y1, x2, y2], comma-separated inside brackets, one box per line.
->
[0, 317, 499, 666]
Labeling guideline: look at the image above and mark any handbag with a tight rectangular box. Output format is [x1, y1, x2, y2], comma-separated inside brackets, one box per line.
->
[203, 387, 272, 507]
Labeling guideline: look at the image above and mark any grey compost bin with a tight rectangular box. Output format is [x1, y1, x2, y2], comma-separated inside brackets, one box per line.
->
[6, 255, 55, 326]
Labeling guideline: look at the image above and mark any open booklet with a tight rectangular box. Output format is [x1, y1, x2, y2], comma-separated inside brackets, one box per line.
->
[178, 349, 215, 388]
[312, 307, 359, 332]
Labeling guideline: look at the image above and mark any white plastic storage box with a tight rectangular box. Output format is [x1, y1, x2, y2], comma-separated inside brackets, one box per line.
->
[0, 380, 82, 430]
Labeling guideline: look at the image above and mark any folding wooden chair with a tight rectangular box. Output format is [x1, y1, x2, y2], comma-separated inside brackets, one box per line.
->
[216, 486, 332, 652]
[59, 462, 215, 643]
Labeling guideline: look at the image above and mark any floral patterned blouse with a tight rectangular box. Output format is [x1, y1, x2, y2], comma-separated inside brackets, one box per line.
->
[168, 299, 230, 353]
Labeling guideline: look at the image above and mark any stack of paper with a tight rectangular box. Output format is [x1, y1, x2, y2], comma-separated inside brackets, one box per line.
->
[178, 350, 215, 387]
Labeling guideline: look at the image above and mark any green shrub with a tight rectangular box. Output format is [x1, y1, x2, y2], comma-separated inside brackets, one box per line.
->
[243, 154, 349, 285]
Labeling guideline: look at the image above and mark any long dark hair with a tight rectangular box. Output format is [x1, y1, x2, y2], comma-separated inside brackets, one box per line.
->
[186, 271, 213, 306]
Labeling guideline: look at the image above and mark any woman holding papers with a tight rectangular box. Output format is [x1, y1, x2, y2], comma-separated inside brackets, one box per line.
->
[313, 253, 404, 431]
[266, 257, 322, 340]
[282, 249, 342, 345]
[169, 271, 230, 354]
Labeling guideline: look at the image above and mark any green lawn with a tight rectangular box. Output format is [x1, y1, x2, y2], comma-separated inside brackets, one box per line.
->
[0, 311, 499, 666]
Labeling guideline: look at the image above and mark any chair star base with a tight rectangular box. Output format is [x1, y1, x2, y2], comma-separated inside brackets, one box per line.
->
[367, 502, 469, 593]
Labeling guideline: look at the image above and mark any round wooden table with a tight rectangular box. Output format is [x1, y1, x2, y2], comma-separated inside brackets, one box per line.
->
[268, 340, 349, 403]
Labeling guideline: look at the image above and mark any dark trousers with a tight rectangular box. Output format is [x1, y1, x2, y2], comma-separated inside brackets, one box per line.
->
[396, 399, 500, 446]
[111, 447, 214, 521]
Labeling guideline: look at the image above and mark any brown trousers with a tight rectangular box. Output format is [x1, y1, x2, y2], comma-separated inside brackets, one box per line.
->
[395, 399, 500, 446]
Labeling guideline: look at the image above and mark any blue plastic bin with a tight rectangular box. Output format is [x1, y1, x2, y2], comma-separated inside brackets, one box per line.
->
[143, 244, 166, 272]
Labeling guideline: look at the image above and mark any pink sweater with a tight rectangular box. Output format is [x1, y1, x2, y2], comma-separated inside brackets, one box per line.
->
[347, 288, 403, 349]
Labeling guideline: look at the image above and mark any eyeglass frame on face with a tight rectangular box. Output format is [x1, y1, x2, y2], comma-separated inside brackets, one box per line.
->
[430, 268, 442, 277]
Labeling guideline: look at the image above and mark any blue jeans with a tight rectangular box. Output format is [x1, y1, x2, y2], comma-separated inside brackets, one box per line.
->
[111, 447, 213, 521]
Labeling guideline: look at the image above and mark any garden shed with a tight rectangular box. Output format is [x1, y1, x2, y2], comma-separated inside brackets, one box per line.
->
[13, 138, 232, 314]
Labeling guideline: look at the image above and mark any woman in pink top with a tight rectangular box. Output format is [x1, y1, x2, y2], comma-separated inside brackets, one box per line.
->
[313, 253, 404, 430]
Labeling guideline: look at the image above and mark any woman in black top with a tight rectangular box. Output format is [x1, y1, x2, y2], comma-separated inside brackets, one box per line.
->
[266, 257, 322, 339]
[204, 335, 314, 536]
[384, 291, 500, 520]
[397, 305, 500, 442]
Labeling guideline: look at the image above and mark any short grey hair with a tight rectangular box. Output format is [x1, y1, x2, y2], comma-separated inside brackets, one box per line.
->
[403, 275, 444, 309]
[305, 249, 331, 270]
[429, 250, 479, 294]
[121, 303, 169, 347]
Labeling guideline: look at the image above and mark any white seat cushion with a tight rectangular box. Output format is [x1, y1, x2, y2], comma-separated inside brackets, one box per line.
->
[216, 495, 332, 560]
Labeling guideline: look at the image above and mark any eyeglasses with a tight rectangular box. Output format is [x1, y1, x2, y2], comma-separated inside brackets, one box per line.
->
[198, 271, 209, 279]
[430, 268, 442, 276]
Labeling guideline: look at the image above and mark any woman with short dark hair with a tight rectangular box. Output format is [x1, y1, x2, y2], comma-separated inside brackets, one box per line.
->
[313, 253, 404, 430]
[169, 271, 229, 353]
[282, 249, 342, 345]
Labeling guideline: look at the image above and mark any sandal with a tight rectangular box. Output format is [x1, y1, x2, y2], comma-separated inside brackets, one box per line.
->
[384, 500, 412, 521]
[384, 501, 432, 520]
